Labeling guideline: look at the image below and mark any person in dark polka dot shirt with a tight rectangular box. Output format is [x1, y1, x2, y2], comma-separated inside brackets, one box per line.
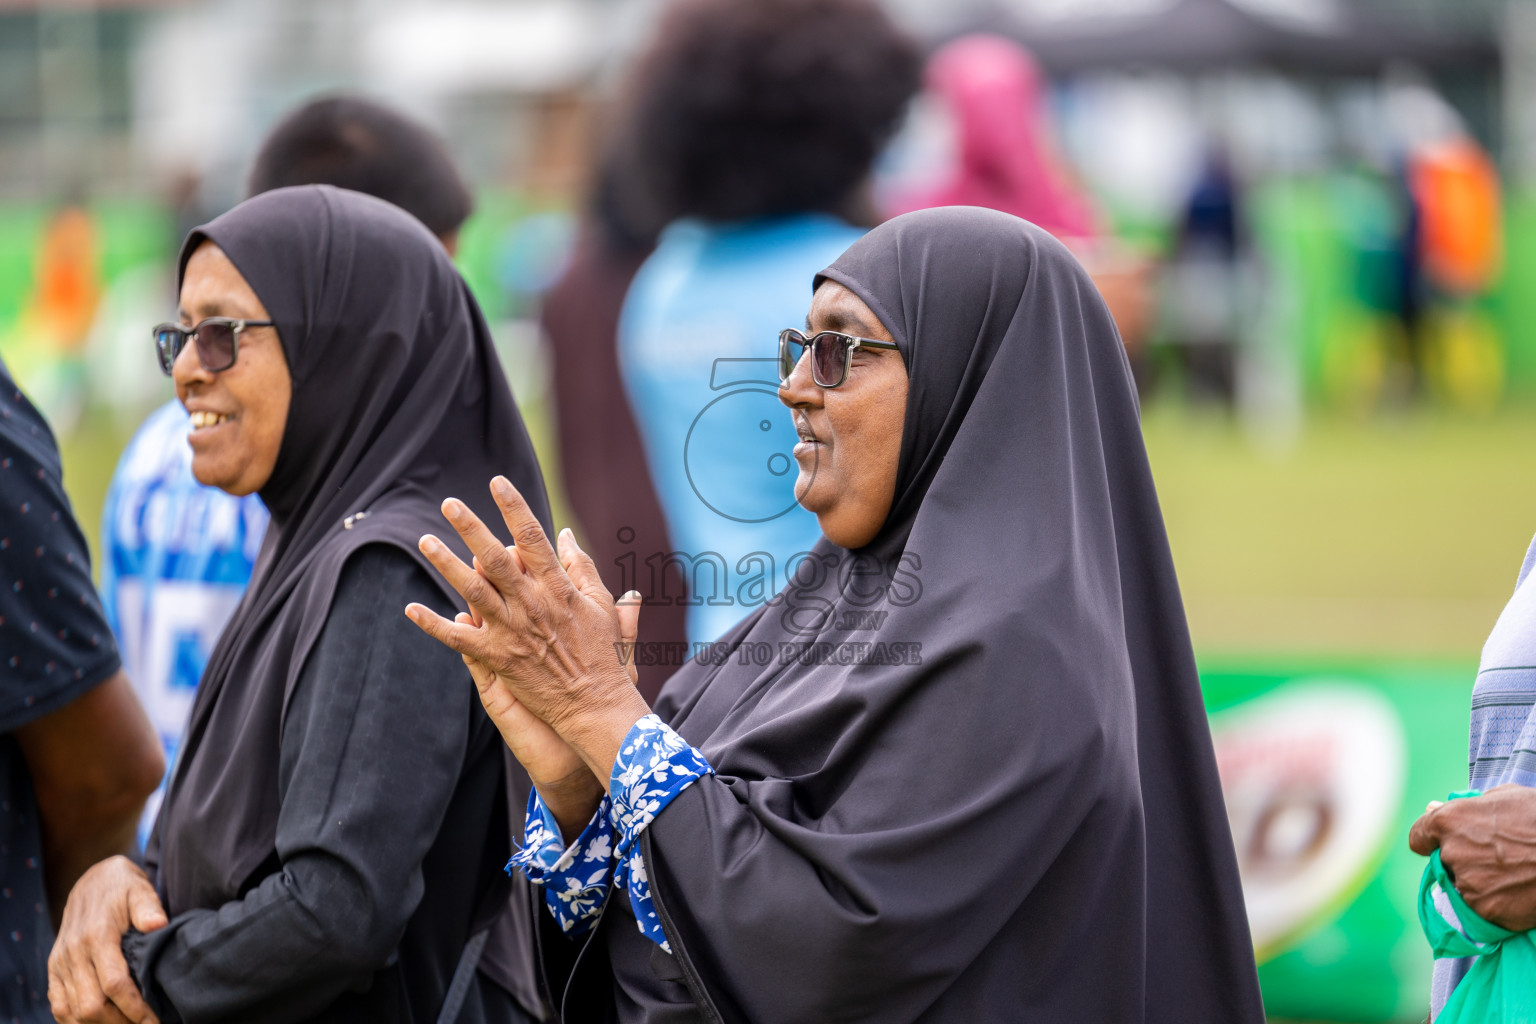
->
[0, 362, 163, 1023]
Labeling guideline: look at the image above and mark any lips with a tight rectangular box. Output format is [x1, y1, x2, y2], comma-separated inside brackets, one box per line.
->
[188, 410, 232, 429]
[794, 414, 822, 445]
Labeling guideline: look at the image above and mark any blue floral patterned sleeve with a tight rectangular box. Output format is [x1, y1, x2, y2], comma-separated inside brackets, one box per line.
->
[506, 713, 714, 952]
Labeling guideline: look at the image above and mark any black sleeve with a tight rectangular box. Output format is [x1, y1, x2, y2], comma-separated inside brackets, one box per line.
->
[124, 545, 475, 1024]
[0, 378, 121, 732]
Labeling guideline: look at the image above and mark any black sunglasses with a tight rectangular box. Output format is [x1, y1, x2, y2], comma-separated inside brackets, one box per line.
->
[153, 317, 274, 376]
[778, 328, 901, 388]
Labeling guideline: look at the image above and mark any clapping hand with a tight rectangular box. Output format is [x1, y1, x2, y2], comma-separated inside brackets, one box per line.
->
[405, 476, 652, 829]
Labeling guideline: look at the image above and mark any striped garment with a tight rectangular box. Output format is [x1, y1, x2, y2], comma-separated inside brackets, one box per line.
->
[1430, 531, 1536, 1018]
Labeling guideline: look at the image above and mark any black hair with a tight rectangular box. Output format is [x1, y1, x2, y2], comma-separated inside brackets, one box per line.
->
[628, 0, 921, 223]
[248, 95, 473, 239]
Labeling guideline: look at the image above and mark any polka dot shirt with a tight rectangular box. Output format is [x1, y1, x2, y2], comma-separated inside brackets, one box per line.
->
[0, 366, 121, 1022]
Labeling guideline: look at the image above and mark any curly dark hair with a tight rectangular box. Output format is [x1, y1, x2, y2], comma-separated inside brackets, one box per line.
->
[248, 95, 473, 240]
[627, 0, 921, 223]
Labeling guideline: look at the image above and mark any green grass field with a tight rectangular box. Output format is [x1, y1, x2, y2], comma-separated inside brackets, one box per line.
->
[58, 400, 1536, 664]
[1144, 404, 1536, 660]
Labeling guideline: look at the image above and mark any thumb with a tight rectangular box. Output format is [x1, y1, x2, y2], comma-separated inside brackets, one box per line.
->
[127, 881, 168, 932]
[616, 590, 643, 645]
[559, 529, 612, 606]
[616, 591, 642, 685]
[1409, 804, 1446, 857]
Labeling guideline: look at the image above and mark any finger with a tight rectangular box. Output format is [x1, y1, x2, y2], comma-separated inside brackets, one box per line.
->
[1409, 809, 1444, 856]
[560, 529, 613, 608]
[405, 602, 492, 662]
[441, 497, 529, 595]
[1425, 800, 1445, 814]
[463, 656, 497, 694]
[49, 947, 78, 1024]
[93, 945, 157, 1024]
[418, 533, 507, 622]
[58, 945, 94, 1024]
[125, 881, 167, 934]
[616, 590, 643, 643]
[616, 590, 642, 684]
[489, 477, 566, 589]
[72, 940, 136, 1024]
[475, 547, 526, 579]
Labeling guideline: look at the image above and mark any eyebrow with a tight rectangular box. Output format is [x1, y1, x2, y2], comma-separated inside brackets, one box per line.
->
[807, 306, 879, 337]
[178, 294, 259, 323]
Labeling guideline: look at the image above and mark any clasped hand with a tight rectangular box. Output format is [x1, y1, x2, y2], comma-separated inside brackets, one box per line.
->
[405, 476, 651, 837]
[48, 855, 166, 1024]
[1409, 784, 1536, 932]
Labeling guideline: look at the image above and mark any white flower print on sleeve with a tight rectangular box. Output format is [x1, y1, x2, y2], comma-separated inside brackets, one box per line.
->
[506, 792, 618, 936]
[608, 714, 714, 955]
[503, 714, 713, 950]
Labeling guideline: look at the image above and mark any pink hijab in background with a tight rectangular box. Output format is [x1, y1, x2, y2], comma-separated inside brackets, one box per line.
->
[897, 35, 1098, 240]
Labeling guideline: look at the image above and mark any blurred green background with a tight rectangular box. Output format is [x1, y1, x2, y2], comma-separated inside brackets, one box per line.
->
[2, 0, 1531, 1019]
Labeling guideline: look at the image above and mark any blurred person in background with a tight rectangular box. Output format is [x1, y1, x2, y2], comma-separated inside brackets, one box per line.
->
[1163, 151, 1246, 405]
[1407, 128, 1503, 408]
[100, 95, 474, 847]
[9, 200, 104, 432]
[1, 360, 163, 1023]
[50, 187, 549, 1024]
[892, 34, 1153, 380]
[542, 145, 688, 701]
[891, 34, 1096, 239]
[616, 0, 920, 645]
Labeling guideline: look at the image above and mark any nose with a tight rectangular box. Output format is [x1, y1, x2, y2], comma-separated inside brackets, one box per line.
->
[777, 347, 822, 411]
[171, 331, 215, 394]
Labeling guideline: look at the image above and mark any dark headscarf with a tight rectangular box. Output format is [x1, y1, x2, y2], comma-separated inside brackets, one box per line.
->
[149, 185, 552, 917]
[631, 206, 1262, 1021]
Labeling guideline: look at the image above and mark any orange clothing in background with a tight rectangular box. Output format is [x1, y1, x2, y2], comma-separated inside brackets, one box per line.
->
[1411, 139, 1502, 296]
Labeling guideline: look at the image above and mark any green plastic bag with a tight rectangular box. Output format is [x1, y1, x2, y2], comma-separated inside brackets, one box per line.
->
[1417, 792, 1536, 1023]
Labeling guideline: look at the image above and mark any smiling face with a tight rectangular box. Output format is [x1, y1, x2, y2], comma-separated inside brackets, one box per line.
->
[779, 280, 909, 549]
[173, 241, 292, 496]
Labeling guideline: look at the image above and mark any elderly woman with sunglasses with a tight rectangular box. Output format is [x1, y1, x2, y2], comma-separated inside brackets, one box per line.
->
[407, 206, 1265, 1024]
[48, 186, 550, 1024]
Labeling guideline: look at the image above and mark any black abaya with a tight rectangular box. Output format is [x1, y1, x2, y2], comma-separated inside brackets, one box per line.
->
[138, 186, 552, 1021]
[542, 206, 1262, 1023]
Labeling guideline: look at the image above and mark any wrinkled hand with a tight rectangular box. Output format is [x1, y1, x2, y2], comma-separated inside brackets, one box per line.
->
[455, 555, 640, 839]
[1410, 785, 1536, 931]
[405, 476, 652, 786]
[48, 855, 166, 1024]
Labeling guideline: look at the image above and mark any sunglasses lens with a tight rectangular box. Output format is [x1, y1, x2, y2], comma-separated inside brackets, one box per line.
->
[779, 330, 807, 382]
[196, 321, 237, 372]
[154, 326, 183, 376]
[812, 333, 850, 387]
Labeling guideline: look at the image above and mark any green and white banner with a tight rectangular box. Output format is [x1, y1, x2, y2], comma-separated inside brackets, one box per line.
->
[1202, 663, 1476, 1022]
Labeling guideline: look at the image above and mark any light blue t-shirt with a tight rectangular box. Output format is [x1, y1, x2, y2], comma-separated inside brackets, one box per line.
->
[100, 399, 268, 840]
[617, 214, 863, 643]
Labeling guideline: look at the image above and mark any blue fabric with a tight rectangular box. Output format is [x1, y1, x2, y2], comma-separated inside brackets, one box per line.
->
[0, 367, 122, 1023]
[508, 714, 712, 953]
[99, 399, 268, 843]
[1431, 530, 1536, 1018]
[617, 215, 862, 643]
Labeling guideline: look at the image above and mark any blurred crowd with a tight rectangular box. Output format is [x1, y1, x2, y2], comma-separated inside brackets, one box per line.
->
[0, 0, 1521, 1021]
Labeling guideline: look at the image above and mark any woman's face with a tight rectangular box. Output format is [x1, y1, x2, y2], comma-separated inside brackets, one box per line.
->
[173, 241, 292, 496]
[779, 281, 908, 549]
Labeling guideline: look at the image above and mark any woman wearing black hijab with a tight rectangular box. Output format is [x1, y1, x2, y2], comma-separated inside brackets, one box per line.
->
[49, 186, 552, 1024]
[408, 206, 1264, 1022]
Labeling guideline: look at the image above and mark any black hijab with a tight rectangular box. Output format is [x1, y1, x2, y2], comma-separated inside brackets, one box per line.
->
[635, 206, 1262, 1022]
[149, 185, 552, 915]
